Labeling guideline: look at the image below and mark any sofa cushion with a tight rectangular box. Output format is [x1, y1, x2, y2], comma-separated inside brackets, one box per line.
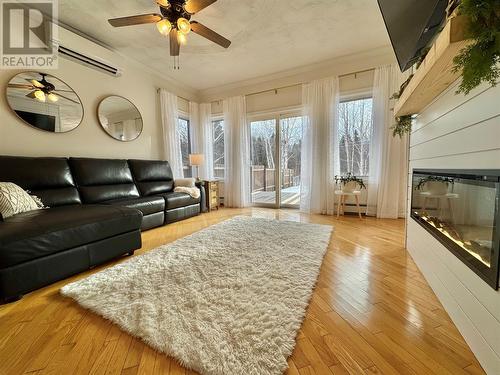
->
[161, 192, 200, 210]
[0, 156, 81, 206]
[0, 182, 40, 219]
[0, 205, 142, 268]
[70, 158, 139, 203]
[128, 159, 174, 196]
[103, 196, 165, 216]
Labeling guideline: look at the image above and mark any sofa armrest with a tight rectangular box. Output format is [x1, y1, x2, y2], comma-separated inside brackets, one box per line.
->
[195, 181, 207, 213]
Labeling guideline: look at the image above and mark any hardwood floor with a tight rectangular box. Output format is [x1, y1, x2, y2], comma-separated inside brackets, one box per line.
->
[0, 208, 486, 375]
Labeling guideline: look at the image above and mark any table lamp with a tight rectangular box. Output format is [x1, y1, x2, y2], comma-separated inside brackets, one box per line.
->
[189, 154, 204, 181]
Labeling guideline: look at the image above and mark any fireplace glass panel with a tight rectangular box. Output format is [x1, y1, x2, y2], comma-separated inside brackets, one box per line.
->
[411, 170, 500, 289]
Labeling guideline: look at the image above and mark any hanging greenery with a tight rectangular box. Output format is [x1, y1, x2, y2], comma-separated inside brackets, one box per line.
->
[416, 176, 455, 190]
[391, 115, 413, 138]
[453, 0, 500, 95]
[334, 173, 366, 190]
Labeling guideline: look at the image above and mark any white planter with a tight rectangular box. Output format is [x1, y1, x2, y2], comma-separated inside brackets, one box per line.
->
[342, 181, 358, 193]
[425, 181, 449, 195]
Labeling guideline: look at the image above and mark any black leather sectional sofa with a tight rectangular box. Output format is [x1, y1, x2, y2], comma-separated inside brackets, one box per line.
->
[0, 155, 205, 303]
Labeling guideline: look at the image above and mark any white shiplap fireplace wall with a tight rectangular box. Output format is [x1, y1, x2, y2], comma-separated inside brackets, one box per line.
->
[406, 79, 500, 374]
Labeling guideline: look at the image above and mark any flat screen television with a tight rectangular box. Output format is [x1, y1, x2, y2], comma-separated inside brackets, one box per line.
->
[377, 0, 449, 72]
[15, 110, 56, 132]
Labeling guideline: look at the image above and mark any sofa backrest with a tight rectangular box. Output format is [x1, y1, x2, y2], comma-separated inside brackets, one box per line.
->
[69, 158, 139, 203]
[0, 156, 81, 206]
[128, 159, 174, 196]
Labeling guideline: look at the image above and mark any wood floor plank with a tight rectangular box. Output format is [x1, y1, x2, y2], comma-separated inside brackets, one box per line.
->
[295, 337, 334, 375]
[0, 208, 486, 375]
[136, 345, 157, 375]
[285, 359, 300, 375]
[104, 331, 133, 375]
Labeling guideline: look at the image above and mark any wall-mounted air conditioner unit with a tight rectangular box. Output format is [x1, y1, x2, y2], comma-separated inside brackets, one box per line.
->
[58, 45, 123, 77]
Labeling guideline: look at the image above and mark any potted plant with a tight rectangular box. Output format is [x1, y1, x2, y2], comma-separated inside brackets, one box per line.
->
[416, 176, 454, 195]
[335, 173, 366, 193]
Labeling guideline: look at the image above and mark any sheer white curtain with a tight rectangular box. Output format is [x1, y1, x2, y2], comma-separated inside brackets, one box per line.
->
[193, 103, 214, 180]
[159, 89, 183, 178]
[189, 101, 199, 178]
[223, 96, 250, 208]
[300, 77, 340, 215]
[367, 65, 408, 218]
[189, 102, 214, 180]
[189, 101, 199, 152]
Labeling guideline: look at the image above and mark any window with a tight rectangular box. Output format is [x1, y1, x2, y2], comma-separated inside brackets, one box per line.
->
[212, 119, 225, 179]
[177, 118, 192, 177]
[337, 97, 373, 176]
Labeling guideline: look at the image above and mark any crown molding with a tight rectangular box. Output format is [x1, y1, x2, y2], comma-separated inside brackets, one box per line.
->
[56, 21, 395, 104]
[198, 46, 396, 103]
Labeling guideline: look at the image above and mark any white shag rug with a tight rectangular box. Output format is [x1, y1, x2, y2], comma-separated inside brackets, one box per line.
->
[61, 216, 333, 375]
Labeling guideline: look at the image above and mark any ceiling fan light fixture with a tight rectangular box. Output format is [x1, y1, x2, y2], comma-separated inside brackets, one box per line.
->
[177, 17, 191, 34]
[177, 30, 187, 45]
[47, 93, 58, 102]
[156, 0, 169, 7]
[31, 79, 44, 88]
[156, 19, 172, 36]
[34, 90, 46, 102]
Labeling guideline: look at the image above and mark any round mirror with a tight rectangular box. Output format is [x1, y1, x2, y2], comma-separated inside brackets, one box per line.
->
[97, 96, 143, 142]
[6, 71, 83, 133]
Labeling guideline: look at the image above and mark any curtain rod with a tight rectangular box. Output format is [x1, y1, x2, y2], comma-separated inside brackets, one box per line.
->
[243, 68, 375, 99]
[156, 88, 191, 103]
[157, 67, 375, 104]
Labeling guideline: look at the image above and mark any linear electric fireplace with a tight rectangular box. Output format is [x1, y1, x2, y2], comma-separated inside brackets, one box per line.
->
[411, 169, 500, 289]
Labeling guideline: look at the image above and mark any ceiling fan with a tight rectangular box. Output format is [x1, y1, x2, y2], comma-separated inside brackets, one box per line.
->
[7, 73, 79, 104]
[108, 0, 231, 69]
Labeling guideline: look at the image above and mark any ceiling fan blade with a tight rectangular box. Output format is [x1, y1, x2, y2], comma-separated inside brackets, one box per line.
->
[56, 93, 80, 104]
[26, 78, 44, 88]
[190, 21, 231, 48]
[184, 0, 217, 14]
[108, 14, 162, 27]
[169, 29, 180, 56]
[8, 83, 34, 89]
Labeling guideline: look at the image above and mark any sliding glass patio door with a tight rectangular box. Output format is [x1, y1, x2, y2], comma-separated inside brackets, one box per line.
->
[250, 119, 278, 206]
[250, 114, 303, 208]
[279, 116, 302, 208]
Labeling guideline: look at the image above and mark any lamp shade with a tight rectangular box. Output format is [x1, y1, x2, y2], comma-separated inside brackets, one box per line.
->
[189, 154, 204, 166]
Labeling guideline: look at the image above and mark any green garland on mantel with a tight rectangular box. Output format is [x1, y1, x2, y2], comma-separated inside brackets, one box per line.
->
[391, 0, 500, 137]
[453, 0, 500, 94]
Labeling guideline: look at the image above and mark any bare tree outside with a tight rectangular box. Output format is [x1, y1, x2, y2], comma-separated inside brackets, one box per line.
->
[280, 116, 302, 187]
[177, 118, 192, 177]
[251, 119, 276, 169]
[212, 119, 225, 179]
[337, 98, 373, 176]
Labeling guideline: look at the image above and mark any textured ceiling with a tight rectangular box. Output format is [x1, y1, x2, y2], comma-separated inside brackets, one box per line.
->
[58, 0, 390, 90]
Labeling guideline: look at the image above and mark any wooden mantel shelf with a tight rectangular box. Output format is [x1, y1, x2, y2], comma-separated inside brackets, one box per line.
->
[394, 16, 471, 117]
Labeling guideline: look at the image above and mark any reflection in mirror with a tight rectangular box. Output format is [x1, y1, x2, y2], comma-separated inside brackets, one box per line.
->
[98, 96, 143, 141]
[6, 72, 83, 133]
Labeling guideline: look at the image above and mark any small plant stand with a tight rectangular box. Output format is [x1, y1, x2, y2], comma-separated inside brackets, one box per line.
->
[335, 190, 362, 219]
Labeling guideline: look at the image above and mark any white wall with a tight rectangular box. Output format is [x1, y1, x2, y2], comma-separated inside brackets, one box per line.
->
[0, 25, 197, 160]
[407, 80, 500, 374]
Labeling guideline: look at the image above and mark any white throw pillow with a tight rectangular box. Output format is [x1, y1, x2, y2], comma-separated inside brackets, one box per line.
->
[0, 182, 41, 219]
[174, 178, 196, 188]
